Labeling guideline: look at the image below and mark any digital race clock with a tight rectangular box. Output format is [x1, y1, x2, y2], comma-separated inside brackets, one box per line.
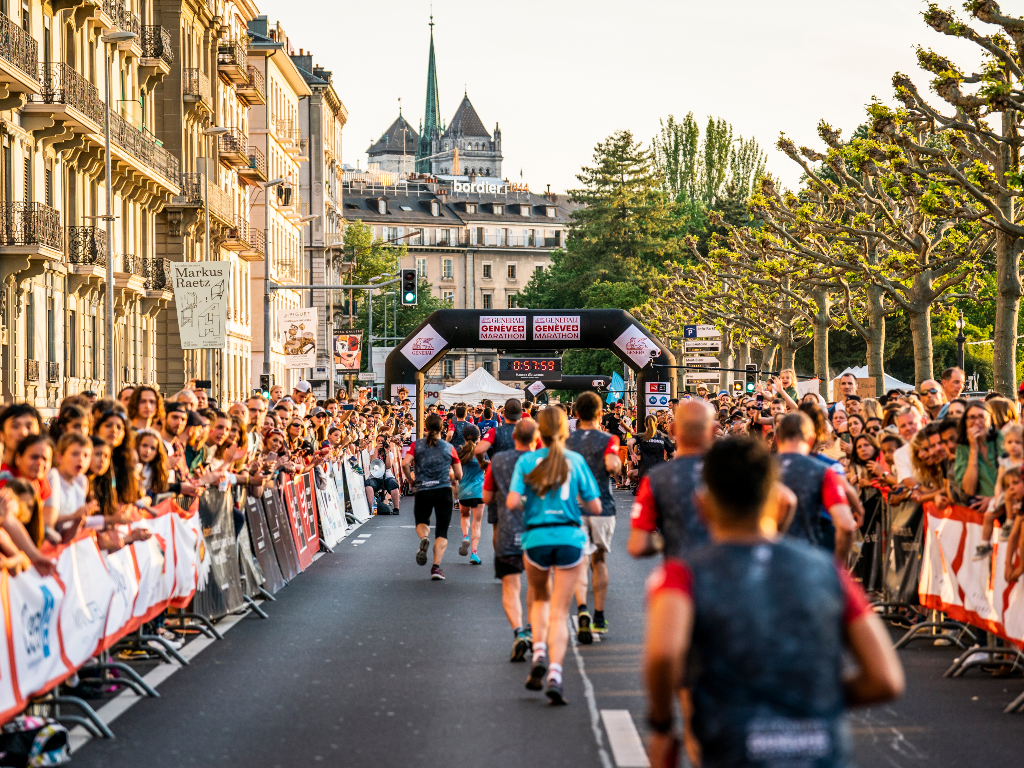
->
[498, 357, 562, 382]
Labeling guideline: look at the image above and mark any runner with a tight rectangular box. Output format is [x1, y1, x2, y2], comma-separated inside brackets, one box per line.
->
[628, 400, 714, 560]
[447, 405, 469, 449]
[401, 413, 463, 580]
[456, 424, 486, 564]
[565, 392, 622, 641]
[506, 407, 602, 704]
[482, 419, 539, 661]
[478, 398, 523, 458]
[642, 436, 904, 767]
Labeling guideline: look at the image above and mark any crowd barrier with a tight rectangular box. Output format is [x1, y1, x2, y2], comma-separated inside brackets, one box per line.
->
[0, 458, 371, 727]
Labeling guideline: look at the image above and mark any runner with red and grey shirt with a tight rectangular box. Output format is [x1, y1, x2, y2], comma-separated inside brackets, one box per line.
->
[565, 392, 621, 639]
[642, 437, 904, 768]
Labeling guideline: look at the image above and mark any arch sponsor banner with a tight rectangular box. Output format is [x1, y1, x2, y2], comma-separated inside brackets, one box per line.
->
[480, 315, 526, 341]
[614, 324, 658, 369]
[533, 315, 579, 341]
[920, 502, 1024, 646]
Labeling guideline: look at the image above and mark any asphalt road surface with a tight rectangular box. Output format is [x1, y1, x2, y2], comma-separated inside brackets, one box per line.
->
[72, 490, 1024, 768]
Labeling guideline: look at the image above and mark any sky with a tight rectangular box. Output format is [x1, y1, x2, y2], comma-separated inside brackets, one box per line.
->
[258, 0, 989, 194]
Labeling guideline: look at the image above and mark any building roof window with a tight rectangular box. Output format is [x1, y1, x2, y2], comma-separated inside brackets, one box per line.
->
[521, 204, 532, 216]
[545, 206, 555, 217]
[492, 204, 504, 215]
[400, 205, 413, 211]
[431, 200, 441, 217]
[465, 203, 477, 214]
[377, 198, 388, 215]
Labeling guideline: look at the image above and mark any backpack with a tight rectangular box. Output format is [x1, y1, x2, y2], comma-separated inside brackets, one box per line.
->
[0, 715, 71, 767]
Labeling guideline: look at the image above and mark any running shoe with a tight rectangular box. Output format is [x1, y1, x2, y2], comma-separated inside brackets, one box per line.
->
[511, 631, 530, 662]
[430, 564, 445, 580]
[1000, 525, 1012, 541]
[157, 627, 185, 649]
[577, 611, 593, 645]
[526, 652, 547, 690]
[416, 537, 430, 566]
[459, 536, 471, 556]
[974, 544, 993, 561]
[593, 616, 608, 635]
[545, 679, 568, 705]
[469, 552, 481, 565]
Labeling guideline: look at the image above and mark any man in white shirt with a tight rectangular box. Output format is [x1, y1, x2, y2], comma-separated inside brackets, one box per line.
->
[292, 380, 312, 418]
[892, 407, 922, 483]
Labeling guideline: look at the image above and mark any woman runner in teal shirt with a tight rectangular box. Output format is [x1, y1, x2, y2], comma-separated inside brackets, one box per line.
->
[507, 407, 601, 704]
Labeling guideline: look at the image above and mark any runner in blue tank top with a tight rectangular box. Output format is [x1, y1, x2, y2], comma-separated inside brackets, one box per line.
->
[506, 406, 601, 705]
[642, 437, 904, 768]
[455, 424, 487, 564]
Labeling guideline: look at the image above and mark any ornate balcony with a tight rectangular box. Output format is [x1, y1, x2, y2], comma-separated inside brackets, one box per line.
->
[67, 225, 107, 266]
[108, 108, 179, 186]
[121, 254, 144, 276]
[142, 256, 171, 291]
[100, 0, 139, 36]
[224, 217, 251, 252]
[0, 11, 40, 100]
[47, 362, 60, 384]
[140, 25, 172, 64]
[217, 38, 248, 84]
[219, 127, 249, 169]
[182, 68, 212, 117]
[238, 144, 267, 185]
[25, 62, 104, 132]
[0, 202, 62, 253]
[26, 360, 39, 383]
[176, 172, 234, 226]
[237, 65, 265, 106]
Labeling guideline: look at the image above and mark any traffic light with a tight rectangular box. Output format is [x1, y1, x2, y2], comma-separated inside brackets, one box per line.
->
[732, 380, 743, 394]
[745, 364, 758, 394]
[400, 268, 418, 306]
[259, 374, 274, 398]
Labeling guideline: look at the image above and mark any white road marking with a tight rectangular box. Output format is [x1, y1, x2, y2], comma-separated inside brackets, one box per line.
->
[69, 516, 376, 752]
[601, 709, 650, 767]
[357, 534, 371, 538]
[569, 621, 614, 768]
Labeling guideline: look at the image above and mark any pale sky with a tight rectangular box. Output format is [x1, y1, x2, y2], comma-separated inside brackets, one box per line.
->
[258, 0, 988, 194]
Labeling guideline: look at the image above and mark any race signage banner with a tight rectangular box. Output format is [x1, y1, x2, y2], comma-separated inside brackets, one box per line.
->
[527, 381, 546, 396]
[333, 331, 363, 372]
[314, 467, 348, 549]
[400, 323, 446, 369]
[479, 315, 526, 341]
[684, 374, 721, 385]
[244, 493, 285, 594]
[533, 315, 580, 341]
[280, 307, 318, 369]
[192, 489, 244, 619]
[614, 324, 659, 368]
[682, 356, 720, 367]
[282, 480, 314, 572]
[171, 261, 231, 350]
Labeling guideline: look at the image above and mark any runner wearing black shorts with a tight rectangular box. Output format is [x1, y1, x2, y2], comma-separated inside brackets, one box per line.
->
[401, 413, 462, 580]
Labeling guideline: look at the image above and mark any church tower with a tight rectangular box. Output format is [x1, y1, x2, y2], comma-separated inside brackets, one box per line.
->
[416, 15, 441, 173]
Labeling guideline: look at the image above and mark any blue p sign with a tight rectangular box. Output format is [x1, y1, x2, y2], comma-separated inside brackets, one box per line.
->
[683, 325, 697, 339]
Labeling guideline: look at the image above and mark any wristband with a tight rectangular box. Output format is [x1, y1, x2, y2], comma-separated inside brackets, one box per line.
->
[646, 713, 674, 734]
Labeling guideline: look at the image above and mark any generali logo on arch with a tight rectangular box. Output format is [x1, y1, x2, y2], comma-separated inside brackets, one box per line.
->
[614, 324, 657, 368]
[402, 324, 447, 368]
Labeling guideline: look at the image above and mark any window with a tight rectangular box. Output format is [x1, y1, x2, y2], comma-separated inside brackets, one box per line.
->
[430, 200, 440, 216]
[507, 263, 517, 279]
[377, 198, 387, 214]
[91, 314, 98, 378]
[442, 258, 453, 279]
[438, 228, 451, 245]
[507, 294, 518, 309]
[482, 293, 492, 309]
[387, 226, 399, 241]
[68, 311, 77, 378]
[25, 291, 34, 360]
[527, 229, 536, 247]
[416, 258, 428, 278]
[546, 206, 556, 217]
[47, 296, 54, 364]
[483, 360, 493, 375]
[442, 290, 454, 306]
[465, 203, 477, 214]
[492, 204, 504, 215]
[534, 264, 545, 276]
[482, 263, 492, 279]
[443, 359, 454, 377]
[521, 204, 531, 216]
[476, 226, 484, 245]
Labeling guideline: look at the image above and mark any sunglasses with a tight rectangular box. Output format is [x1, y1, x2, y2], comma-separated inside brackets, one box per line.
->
[867, 426, 881, 434]
[921, 388, 939, 395]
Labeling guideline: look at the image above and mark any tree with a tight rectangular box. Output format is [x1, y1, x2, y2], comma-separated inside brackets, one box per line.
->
[869, 1, 1024, 393]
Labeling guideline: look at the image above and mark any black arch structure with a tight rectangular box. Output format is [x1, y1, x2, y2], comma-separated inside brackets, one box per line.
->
[383, 309, 676, 434]
[523, 375, 613, 403]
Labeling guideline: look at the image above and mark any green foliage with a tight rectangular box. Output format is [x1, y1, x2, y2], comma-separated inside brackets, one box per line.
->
[341, 220, 408, 285]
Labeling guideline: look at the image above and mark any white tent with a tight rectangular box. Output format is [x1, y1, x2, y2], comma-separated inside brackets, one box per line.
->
[828, 366, 913, 395]
[437, 367, 523, 406]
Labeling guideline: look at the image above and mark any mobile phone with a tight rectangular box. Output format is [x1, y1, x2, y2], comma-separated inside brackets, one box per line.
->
[756, 394, 763, 406]
[341, 404, 356, 411]
[195, 379, 212, 390]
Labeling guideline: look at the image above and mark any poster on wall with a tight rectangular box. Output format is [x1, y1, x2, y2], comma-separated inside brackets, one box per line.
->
[333, 330, 363, 371]
[171, 261, 231, 350]
[280, 307, 318, 369]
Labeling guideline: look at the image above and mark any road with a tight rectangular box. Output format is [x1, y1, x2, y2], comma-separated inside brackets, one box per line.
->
[71, 490, 1024, 768]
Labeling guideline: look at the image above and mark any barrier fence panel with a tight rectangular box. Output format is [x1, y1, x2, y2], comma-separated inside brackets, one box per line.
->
[343, 461, 371, 523]
[261, 485, 301, 581]
[236, 516, 265, 600]
[887, 500, 924, 605]
[245, 493, 285, 594]
[314, 467, 347, 548]
[300, 472, 321, 551]
[192, 489, 245, 620]
[283, 479, 313, 571]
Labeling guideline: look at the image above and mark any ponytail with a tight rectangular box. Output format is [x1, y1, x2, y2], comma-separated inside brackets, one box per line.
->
[457, 424, 488, 469]
[525, 407, 570, 497]
[641, 415, 658, 442]
[424, 413, 443, 447]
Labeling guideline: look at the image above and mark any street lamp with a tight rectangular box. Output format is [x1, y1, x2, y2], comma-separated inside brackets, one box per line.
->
[296, 213, 319, 383]
[201, 126, 228, 391]
[263, 178, 286, 383]
[955, 310, 966, 369]
[366, 273, 393, 391]
[99, 30, 138, 397]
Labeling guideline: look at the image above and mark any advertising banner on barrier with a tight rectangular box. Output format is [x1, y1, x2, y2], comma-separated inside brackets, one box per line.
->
[101, 545, 141, 649]
[56, 535, 115, 669]
[343, 461, 372, 523]
[283, 479, 314, 571]
[245, 494, 285, 594]
[315, 467, 347, 548]
[192, 489, 244, 619]
[262, 486, 301, 580]
[8, 568, 71, 702]
[0, 573, 20, 720]
[920, 503, 1024, 646]
[299, 473, 321, 552]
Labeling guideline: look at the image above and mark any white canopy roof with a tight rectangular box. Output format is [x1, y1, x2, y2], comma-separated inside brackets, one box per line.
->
[828, 366, 913, 394]
[437, 367, 523, 406]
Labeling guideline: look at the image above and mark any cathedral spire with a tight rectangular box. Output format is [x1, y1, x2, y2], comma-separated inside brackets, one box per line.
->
[416, 13, 441, 173]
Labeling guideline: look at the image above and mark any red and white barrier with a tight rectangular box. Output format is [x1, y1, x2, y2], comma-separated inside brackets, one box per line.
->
[920, 502, 1024, 646]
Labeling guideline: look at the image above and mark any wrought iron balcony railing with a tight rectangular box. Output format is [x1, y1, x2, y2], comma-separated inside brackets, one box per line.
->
[102, 0, 140, 36]
[247, 145, 266, 176]
[26, 360, 39, 383]
[248, 227, 265, 256]
[29, 62, 105, 126]
[108, 108, 180, 183]
[143, 257, 171, 290]
[217, 38, 247, 68]
[182, 68, 211, 103]
[47, 362, 60, 384]
[219, 127, 247, 156]
[241, 65, 265, 98]
[0, 11, 38, 78]
[0, 202, 62, 250]
[176, 172, 233, 223]
[140, 25, 172, 65]
[121, 254, 144, 276]
[67, 226, 107, 266]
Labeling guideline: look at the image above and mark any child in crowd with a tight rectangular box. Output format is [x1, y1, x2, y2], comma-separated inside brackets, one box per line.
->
[48, 432, 97, 541]
[977, 425, 1024, 560]
[1002, 468, 1024, 581]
